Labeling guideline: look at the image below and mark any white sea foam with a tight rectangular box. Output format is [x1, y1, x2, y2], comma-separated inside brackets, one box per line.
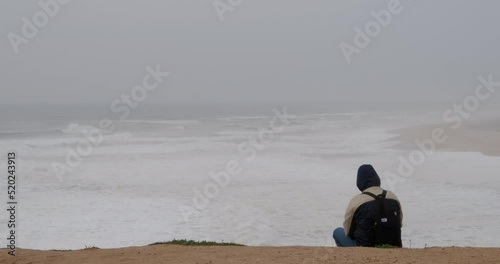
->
[0, 112, 499, 250]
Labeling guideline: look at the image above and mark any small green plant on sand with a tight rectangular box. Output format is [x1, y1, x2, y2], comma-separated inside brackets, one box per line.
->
[376, 244, 399, 249]
[149, 239, 245, 246]
[84, 245, 100, 250]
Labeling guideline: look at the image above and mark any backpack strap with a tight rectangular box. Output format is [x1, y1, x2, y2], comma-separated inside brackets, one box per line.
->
[378, 190, 387, 217]
[362, 190, 387, 200]
[362, 192, 378, 200]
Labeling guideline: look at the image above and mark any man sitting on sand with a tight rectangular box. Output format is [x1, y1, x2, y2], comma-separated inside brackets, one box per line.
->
[333, 164, 403, 247]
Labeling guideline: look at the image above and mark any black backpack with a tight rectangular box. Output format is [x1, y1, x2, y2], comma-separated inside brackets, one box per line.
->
[363, 190, 402, 247]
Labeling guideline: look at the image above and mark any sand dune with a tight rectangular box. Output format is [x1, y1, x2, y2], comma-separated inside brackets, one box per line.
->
[2, 246, 500, 264]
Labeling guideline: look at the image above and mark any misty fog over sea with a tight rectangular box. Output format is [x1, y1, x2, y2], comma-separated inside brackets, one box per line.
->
[1, 103, 500, 250]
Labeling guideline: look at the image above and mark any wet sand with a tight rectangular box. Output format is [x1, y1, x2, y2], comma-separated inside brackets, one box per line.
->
[397, 118, 500, 157]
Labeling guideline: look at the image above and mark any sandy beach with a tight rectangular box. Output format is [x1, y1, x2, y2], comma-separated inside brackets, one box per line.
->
[2, 246, 500, 264]
[397, 118, 500, 157]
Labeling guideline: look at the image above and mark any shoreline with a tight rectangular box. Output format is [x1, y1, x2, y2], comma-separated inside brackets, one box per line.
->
[395, 119, 500, 157]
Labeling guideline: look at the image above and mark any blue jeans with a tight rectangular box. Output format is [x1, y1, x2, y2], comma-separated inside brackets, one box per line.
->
[333, 227, 357, 247]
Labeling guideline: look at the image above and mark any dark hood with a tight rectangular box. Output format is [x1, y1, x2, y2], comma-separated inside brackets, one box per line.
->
[356, 164, 381, 192]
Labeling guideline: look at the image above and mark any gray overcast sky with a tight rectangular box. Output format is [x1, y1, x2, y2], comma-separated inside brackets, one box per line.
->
[1, 0, 499, 105]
